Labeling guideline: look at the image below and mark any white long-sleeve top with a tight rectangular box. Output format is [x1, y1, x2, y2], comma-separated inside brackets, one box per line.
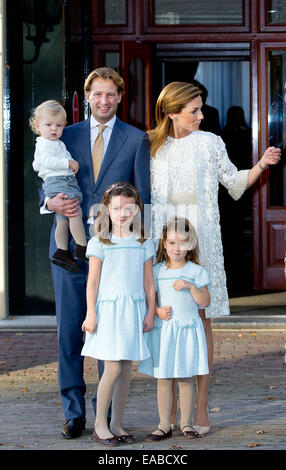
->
[32, 136, 75, 181]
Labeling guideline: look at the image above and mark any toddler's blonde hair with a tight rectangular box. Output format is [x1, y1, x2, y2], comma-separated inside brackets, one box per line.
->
[29, 100, 67, 135]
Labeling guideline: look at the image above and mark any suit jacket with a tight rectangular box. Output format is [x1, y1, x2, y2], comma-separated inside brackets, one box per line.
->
[43, 116, 151, 255]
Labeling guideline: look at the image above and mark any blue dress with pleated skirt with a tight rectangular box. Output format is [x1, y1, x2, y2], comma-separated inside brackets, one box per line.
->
[81, 234, 155, 361]
[139, 261, 210, 379]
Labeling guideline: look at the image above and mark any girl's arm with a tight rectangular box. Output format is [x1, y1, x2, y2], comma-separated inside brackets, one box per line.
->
[143, 258, 155, 332]
[82, 256, 102, 334]
[173, 279, 210, 309]
[190, 285, 210, 308]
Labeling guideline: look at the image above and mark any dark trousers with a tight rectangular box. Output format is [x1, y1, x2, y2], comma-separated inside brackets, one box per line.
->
[51, 261, 107, 420]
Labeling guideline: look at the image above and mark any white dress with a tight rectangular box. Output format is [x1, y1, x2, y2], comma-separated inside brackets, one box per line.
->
[151, 131, 250, 318]
[139, 261, 209, 379]
[81, 234, 155, 361]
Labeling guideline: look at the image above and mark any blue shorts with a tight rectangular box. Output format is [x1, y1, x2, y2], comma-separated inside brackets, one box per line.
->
[43, 175, 83, 221]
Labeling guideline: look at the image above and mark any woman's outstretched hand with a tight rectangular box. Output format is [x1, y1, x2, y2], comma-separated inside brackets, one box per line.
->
[260, 147, 281, 168]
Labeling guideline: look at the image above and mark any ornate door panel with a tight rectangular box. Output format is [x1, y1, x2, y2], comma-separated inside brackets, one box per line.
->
[121, 41, 153, 131]
[255, 43, 286, 289]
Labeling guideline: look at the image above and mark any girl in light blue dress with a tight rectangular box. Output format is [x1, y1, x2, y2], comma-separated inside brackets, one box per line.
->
[81, 182, 155, 446]
[139, 217, 210, 442]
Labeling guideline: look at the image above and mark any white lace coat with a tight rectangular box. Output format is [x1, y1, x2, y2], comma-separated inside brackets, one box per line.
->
[151, 131, 249, 318]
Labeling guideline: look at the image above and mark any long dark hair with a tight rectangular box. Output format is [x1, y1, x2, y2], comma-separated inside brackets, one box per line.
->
[94, 181, 147, 244]
[156, 217, 199, 265]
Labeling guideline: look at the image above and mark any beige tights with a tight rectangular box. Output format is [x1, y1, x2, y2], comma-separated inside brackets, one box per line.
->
[95, 360, 132, 439]
[69, 208, 86, 246]
[154, 377, 194, 435]
[178, 377, 194, 431]
[55, 219, 69, 250]
[55, 207, 86, 250]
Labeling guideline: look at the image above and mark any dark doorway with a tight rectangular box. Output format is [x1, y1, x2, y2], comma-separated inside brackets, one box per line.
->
[6, 0, 64, 315]
[153, 56, 252, 298]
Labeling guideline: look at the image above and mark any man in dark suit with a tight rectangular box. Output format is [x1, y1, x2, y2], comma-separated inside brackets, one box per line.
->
[45, 67, 150, 438]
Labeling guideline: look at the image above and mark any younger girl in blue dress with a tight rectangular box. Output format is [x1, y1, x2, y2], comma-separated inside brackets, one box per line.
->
[81, 182, 155, 446]
[140, 216, 210, 441]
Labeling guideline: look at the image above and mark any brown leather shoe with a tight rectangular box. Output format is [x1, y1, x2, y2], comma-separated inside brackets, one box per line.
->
[93, 429, 120, 447]
[51, 249, 81, 273]
[61, 417, 86, 439]
[144, 428, 172, 442]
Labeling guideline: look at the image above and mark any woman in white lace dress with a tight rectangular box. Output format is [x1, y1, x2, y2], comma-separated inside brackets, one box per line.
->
[149, 81, 281, 434]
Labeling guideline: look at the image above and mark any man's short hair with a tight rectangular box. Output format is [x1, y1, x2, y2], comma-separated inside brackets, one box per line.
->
[84, 67, 125, 95]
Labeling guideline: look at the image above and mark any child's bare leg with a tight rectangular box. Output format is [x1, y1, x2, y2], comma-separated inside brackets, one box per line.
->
[95, 360, 122, 439]
[109, 360, 132, 437]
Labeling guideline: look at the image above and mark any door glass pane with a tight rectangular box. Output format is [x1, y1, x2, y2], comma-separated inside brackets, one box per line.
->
[267, 0, 286, 24]
[104, 0, 127, 25]
[104, 52, 120, 72]
[152, 0, 243, 25]
[268, 51, 286, 206]
[128, 58, 145, 130]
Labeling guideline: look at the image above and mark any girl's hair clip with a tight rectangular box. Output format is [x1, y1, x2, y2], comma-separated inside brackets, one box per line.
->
[106, 184, 126, 193]
[105, 183, 137, 195]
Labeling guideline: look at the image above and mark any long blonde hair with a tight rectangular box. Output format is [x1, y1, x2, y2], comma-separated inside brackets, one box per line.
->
[148, 81, 202, 157]
[156, 217, 200, 265]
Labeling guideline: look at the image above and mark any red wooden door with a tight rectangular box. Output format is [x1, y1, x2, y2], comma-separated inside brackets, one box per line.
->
[120, 41, 153, 131]
[253, 42, 286, 290]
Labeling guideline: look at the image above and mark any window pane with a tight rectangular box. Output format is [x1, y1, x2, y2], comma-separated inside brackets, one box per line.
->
[128, 58, 145, 130]
[152, 0, 243, 25]
[267, 0, 286, 24]
[268, 51, 286, 206]
[104, 52, 120, 72]
[104, 0, 126, 25]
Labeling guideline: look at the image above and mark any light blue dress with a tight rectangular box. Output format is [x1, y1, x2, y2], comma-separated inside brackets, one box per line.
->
[139, 261, 210, 379]
[81, 234, 155, 361]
